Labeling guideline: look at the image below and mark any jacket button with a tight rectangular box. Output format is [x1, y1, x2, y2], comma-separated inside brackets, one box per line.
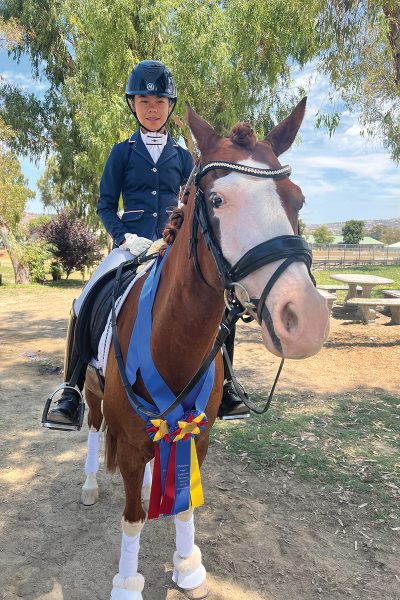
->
[153, 212, 158, 217]
[152, 167, 157, 172]
[151, 190, 157, 195]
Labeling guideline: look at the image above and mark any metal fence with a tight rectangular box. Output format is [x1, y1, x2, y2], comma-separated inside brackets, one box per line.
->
[311, 244, 400, 269]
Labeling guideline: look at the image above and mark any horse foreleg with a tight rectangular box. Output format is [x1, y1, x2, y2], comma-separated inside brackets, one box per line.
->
[173, 508, 208, 599]
[81, 385, 103, 506]
[111, 440, 147, 600]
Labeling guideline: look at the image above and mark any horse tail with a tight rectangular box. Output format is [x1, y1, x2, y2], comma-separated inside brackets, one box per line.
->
[104, 424, 119, 473]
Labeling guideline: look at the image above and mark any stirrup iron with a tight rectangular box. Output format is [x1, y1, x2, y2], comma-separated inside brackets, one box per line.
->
[41, 384, 85, 432]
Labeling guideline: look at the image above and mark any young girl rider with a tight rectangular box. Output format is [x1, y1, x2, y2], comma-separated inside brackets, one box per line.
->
[44, 60, 248, 430]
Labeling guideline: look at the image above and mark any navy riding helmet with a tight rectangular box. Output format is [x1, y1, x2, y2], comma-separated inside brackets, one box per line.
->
[125, 60, 177, 121]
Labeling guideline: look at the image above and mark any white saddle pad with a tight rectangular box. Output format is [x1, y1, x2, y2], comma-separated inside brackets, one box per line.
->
[90, 259, 155, 376]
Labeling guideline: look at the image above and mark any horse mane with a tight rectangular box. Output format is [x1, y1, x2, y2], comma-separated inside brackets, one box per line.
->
[230, 123, 256, 150]
[160, 201, 187, 256]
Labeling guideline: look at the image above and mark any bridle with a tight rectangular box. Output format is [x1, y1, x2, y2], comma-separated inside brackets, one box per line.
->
[112, 158, 315, 419]
[191, 160, 315, 354]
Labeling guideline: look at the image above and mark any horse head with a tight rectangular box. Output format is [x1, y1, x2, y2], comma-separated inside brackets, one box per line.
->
[186, 99, 330, 359]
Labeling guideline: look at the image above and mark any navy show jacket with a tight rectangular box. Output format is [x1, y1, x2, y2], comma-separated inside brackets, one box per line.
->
[97, 130, 193, 246]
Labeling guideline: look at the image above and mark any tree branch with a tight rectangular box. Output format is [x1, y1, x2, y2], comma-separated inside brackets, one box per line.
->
[383, 1, 400, 88]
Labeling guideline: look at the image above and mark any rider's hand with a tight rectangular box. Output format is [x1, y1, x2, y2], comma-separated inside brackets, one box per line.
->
[119, 233, 153, 257]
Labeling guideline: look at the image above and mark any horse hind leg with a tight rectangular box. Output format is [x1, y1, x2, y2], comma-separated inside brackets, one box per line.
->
[141, 460, 152, 513]
[173, 508, 208, 599]
[81, 374, 103, 506]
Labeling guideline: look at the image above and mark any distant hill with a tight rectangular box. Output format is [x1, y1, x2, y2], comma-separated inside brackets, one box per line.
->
[308, 217, 400, 235]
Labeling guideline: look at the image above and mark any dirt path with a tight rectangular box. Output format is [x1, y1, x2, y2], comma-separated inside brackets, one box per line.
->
[0, 287, 399, 600]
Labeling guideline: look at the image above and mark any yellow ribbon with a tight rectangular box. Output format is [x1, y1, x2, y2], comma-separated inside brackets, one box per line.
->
[150, 418, 169, 442]
[190, 437, 204, 507]
[173, 413, 206, 443]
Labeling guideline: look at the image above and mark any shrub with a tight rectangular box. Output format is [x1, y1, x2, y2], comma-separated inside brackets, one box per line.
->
[40, 209, 102, 278]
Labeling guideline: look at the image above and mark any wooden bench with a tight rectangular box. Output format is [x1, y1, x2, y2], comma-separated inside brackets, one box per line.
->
[345, 297, 400, 324]
[317, 289, 336, 313]
[317, 284, 362, 293]
[382, 289, 400, 299]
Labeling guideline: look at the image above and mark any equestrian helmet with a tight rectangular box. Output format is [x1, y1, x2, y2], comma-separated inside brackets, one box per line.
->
[125, 60, 177, 114]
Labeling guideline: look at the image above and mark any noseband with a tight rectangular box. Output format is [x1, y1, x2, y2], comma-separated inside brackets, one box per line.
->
[191, 160, 315, 354]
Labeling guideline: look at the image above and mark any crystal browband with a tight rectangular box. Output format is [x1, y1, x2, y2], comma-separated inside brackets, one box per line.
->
[197, 161, 292, 181]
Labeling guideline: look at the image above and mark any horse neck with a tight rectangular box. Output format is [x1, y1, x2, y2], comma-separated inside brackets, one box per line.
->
[151, 202, 225, 393]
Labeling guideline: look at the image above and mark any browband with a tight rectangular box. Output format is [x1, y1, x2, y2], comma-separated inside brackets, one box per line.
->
[196, 161, 292, 183]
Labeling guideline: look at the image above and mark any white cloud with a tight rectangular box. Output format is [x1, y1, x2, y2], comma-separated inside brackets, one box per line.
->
[1, 70, 47, 93]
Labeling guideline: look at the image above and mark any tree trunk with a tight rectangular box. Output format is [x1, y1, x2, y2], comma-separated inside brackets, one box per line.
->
[383, 1, 400, 88]
[0, 224, 31, 284]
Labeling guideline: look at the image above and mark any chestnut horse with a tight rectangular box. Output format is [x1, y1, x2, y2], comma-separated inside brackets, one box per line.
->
[81, 98, 330, 600]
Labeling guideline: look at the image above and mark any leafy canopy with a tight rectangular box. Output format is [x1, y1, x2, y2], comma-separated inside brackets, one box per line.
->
[342, 220, 366, 245]
[313, 225, 334, 244]
[0, 0, 399, 224]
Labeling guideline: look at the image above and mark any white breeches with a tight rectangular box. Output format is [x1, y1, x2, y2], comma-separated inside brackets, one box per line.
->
[74, 248, 133, 315]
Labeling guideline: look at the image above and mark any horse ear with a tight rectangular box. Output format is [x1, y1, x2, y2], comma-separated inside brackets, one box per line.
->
[265, 97, 307, 157]
[185, 103, 221, 152]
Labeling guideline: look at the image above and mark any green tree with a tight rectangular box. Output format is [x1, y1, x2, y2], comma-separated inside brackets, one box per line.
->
[342, 220, 365, 244]
[313, 225, 334, 244]
[381, 226, 400, 245]
[298, 218, 307, 238]
[315, 1, 400, 161]
[370, 223, 386, 241]
[0, 143, 35, 282]
[1, 0, 400, 228]
[370, 223, 400, 244]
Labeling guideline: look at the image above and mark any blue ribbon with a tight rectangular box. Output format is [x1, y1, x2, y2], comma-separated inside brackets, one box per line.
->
[125, 246, 215, 516]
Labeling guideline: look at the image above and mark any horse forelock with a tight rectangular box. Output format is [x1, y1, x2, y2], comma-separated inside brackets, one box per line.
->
[230, 123, 256, 150]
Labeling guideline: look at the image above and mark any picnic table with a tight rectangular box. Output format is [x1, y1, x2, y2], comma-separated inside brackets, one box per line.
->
[330, 273, 394, 301]
[330, 273, 396, 324]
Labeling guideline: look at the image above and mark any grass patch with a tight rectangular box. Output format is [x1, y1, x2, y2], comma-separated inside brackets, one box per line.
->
[0, 253, 86, 291]
[314, 265, 400, 299]
[211, 391, 400, 517]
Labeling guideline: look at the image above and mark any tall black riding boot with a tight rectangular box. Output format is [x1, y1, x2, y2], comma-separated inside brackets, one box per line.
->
[44, 307, 86, 430]
[218, 322, 250, 420]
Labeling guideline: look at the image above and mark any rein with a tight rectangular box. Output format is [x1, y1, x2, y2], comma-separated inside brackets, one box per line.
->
[111, 159, 314, 419]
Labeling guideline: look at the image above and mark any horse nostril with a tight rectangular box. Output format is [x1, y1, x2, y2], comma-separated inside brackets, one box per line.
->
[281, 303, 298, 333]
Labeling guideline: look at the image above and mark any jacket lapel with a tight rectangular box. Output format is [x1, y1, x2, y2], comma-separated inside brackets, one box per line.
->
[129, 130, 155, 166]
[157, 135, 178, 167]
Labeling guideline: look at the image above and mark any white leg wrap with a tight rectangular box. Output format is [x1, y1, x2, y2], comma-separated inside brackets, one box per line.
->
[143, 461, 152, 486]
[172, 545, 206, 591]
[84, 427, 100, 473]
[111, 524, 145, 600]
[175, 510, 195, 558]
[119, 531, 140, 578]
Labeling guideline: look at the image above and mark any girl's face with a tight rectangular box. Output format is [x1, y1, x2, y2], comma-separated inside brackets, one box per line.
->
[132, 95, 172, 132]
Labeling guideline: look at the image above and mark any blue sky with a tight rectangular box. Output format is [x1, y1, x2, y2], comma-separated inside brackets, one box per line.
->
[1, 52, 399, 225]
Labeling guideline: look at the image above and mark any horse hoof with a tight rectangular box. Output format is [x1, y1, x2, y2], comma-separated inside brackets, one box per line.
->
[81, 486, 99, 506]
[184, 582, 208, 599]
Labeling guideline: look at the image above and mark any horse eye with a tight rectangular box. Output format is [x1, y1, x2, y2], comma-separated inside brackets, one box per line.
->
[210, 193, 224, 208]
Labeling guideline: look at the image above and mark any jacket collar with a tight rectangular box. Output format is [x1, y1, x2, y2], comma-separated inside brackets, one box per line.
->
[129, 130, 178, 167]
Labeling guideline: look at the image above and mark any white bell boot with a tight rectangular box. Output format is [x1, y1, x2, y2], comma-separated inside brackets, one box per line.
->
[172, 545, 207, 596]
[110, 573, 145, 600]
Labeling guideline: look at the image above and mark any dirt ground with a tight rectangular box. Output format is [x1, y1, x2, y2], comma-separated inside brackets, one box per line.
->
[0, 286, 399, 600]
